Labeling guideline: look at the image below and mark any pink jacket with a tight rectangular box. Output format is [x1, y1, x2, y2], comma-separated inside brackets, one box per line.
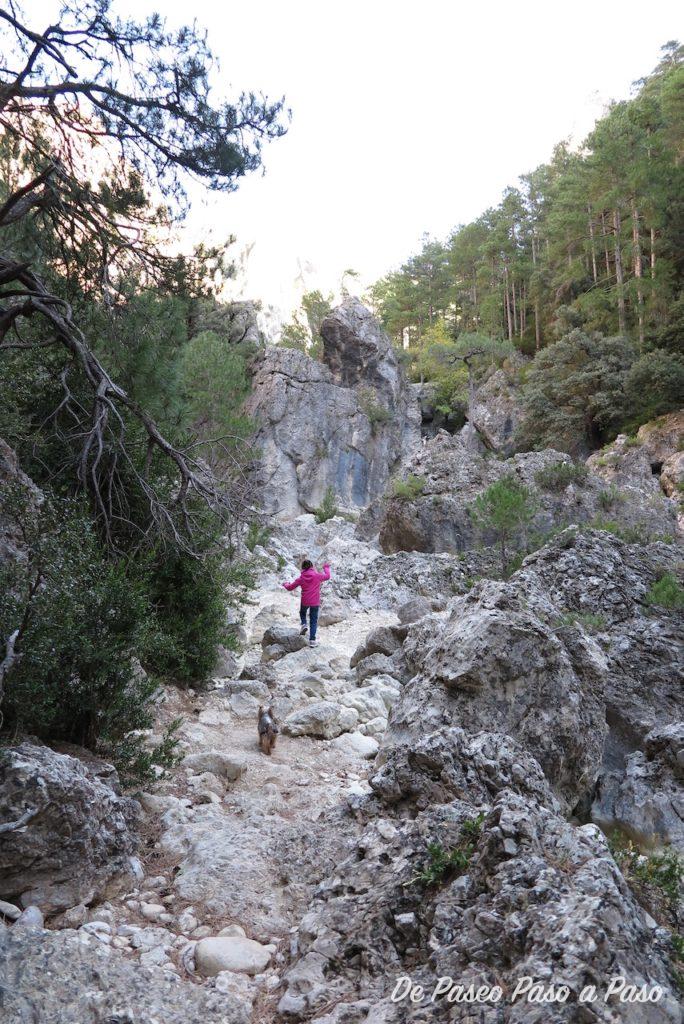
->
[283, 564, 331, 606]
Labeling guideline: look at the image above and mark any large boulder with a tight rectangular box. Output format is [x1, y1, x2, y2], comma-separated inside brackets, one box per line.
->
[245, 299, 420, 518]
[277, 529, 683, 1020]
[397, 580, 608, 813]
[182, 750, 246, 782]
[468, 364, 525, 455]
[0, 742, 139, 915]
[282, 701, 358, 739]
[261, 624, 308, 661]
[279, 734, 682, 1022]
[195, 935, 272, 977]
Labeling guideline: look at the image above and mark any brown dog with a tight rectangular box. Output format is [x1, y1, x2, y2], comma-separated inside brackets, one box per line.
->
[258, 705, 279, 755]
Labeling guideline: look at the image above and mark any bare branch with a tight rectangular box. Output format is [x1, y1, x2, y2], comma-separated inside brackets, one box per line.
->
[0, 804, 38, 835]
[0, 629, 20, 706]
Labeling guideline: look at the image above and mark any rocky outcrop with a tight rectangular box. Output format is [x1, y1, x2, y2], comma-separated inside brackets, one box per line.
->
[588, 411, 684, 530]
[397, 580, 608, 813]
[277, 528, 684, 1020]
[376, 431, 680, 554]
[0, 922, 250, 1023]
[0, 439, 40, 569]
[245, 299, 420, 517]
[468, 364, 525, 455]
[0, 743, 140, 915]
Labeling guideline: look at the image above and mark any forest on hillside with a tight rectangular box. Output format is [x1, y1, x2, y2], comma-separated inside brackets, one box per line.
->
[362, 45, 684, 453]
[281, 44, 683, 456]
[371, 44, 683, 353]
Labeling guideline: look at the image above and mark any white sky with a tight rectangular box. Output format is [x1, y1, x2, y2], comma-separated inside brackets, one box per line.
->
[30, 0, 683, 332]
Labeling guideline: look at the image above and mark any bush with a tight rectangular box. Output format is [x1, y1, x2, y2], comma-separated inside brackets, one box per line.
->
[147, 545, 253, 683]
[597, 484, 624, 510]
[470, 475, 538, 576]
[610, 832, 684, 908]
[314, 487, 338, 524]
[0, 490, 177, 782]
[645, 573, 684, 610]
[534, 461, 589, 491]
[519, 330, 634, 454]
[624, 349, 684, 430]
[558, 611, 606, 631]
[245, 521, 272, 553]
[392, 474, 426, 501]
[358, 387, 393, 432]
[588, 517, 650, 544]
[408, 814, 484, 888]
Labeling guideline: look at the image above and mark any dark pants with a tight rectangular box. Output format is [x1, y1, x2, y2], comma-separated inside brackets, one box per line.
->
[300, 604, 319, 640]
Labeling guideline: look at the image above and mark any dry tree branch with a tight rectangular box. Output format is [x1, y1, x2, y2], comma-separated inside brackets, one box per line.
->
[0, 254, 256, 550]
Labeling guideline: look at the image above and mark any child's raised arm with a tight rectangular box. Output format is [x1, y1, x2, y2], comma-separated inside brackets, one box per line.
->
[318, 563, 331, 582]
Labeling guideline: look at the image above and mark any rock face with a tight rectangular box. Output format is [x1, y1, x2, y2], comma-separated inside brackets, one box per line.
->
[0, 438, 40, 569]
[468, 364, 525, 455]
[0, 743, 139, 915]
[376, 431, 680, 554]
[278, 529, 684, 1021]
[245, 298, 420, 517]
[588, 411, 684, 530]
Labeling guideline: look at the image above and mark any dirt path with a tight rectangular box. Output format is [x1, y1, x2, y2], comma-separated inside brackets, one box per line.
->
[102, 518, 397, 1018]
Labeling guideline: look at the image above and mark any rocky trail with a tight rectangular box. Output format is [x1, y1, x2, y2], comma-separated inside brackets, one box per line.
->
[1, 300, 683, 1024]
[0, 514, 411, 1023]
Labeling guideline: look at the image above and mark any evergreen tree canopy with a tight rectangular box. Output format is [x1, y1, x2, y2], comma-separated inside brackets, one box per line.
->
[370, 44, 683, 356]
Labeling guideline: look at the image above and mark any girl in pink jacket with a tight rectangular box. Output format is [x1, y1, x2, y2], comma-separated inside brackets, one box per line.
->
[282, 560, 331, 647]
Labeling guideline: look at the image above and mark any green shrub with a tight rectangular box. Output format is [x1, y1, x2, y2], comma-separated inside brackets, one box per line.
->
[558, 611, 606, 631]
[146, 545, 238, 683]
[624, 348, 684, 430]
[0, 490, 176, 782]
[588, 517, 650, 544]
[358, 387, 393, 432]
[534, 461, 589, 491]
[314, 487, 338, 523]
[392, 474, 426, 501]
[470, 475, 538, 576]
[645, 573, 684, 610]
[408, 813, 485, 888]
[597, 484, 624, 510]
[245, 521, 272, 553]
[609, 831, 684, 909]
[110, 718, 183, 789]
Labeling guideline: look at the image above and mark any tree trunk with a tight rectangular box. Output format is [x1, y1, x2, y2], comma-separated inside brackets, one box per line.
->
[520, 282, 526, 340]
[613, 208, 627, 335]
[503, 264, 513, 340]
[511, 276, 518, 335]
[650, 226, 656, 279]
[631, 199, 645, 350]
[588, 206, 598, 283]
[600, 211, 611, 278]
[534, 300, 541, 351]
